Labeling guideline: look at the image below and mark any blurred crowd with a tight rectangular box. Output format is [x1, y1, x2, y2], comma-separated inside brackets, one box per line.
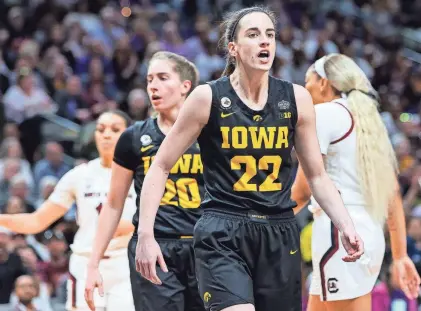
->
[1, 0, 421, 310]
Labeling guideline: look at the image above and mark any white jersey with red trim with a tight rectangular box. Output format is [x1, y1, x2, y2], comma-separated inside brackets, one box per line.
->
[309, 98, 385, 301]
[310, 98, 365, 210]
[48, 158, 137, 256]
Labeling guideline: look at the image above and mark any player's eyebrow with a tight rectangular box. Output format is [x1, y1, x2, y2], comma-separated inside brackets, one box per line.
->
[245, 27, 276, 33]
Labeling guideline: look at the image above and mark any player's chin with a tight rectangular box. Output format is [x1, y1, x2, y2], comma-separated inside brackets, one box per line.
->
[253, 62, 272, 72]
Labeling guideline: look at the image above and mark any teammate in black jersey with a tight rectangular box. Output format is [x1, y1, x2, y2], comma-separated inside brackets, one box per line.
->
[84, 52, 205, 311]
[136, 7, 364, 311]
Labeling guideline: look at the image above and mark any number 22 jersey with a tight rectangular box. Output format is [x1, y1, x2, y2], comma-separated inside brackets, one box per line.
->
[113, 117, 204, 237]
[198, 76, 298, 213]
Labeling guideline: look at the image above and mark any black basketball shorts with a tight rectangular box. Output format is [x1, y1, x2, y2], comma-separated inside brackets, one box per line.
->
[193, 209, 301, 311]
[128, 235, 205, 311]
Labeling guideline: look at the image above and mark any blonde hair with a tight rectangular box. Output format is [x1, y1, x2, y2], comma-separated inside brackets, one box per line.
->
[322, 53, 397, 223]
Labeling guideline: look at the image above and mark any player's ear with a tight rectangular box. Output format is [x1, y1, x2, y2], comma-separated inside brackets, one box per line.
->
[181, 80, 192, 97]
[319, 77, 330, 94]
[228, 41, 237, 58]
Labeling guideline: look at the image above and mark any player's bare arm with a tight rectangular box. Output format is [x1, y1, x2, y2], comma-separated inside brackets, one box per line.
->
[88, 163, 134, 269]
[0, 168, 78, 233]
[291, 164, 311, 215]
[0, 200, 68, 234]
[137, 84, 211, 237]
[293, 84, 363, 261]
[387, 178, 421, 298]
[136, 84, 211, 285]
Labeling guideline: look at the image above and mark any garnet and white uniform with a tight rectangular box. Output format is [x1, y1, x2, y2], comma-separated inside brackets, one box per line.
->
[309, 98, 385, 301]
[48, 158, 136, 310]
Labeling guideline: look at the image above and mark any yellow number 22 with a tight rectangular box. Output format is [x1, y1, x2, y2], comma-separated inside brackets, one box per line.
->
[231, 155, 282, 192]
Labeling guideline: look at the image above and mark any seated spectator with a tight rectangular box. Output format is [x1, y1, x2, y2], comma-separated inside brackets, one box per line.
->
[3, 67, 56, 125]
[0, 228, 27, 306]
[8, 175, 36, 213]
[10, 275, 52, 311]
[36, 176, 58, 209]
[3, 196, 26, 215]
[127, 88, 149, 121]
[0, 138, 34, 192]
[38, 230, 69, 297]
[0, 159, 33, 206]
[112, 35, 139, 93]
[32, 142, 71, 192]
[54, 76, 91, 124]
[2, 123, 20, 141]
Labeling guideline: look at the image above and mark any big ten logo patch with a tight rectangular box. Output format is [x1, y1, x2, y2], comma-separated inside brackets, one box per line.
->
[327, 278, 339, 294]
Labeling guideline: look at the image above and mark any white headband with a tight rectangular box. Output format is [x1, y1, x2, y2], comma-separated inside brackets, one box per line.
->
[314, 56, 327, 79]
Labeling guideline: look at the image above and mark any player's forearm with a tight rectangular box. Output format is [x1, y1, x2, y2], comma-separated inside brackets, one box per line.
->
[388, 190, 407, 260]
[138, 162, 168, 237]
[291, 166, 311, 215]
[308, 172, 354, 233]
[88, 202, 124, 268]
[0, 213, 44, 234]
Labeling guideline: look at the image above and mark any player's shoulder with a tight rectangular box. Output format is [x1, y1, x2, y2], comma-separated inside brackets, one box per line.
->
[73, 158, 100, 174]
[60, 158, 97, 181]
[206, 76, 229, 88]
[123, 118, 156, 142]
[314, 99, 349, 116]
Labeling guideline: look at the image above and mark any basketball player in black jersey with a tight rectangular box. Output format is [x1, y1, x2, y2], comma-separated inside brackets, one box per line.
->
[136, 7, 364, 311]
[84, 52, 205, 311]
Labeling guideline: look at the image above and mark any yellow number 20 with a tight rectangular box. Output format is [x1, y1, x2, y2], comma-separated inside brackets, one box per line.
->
[161, 178, 201, 208]
[231, 155, 282, 192]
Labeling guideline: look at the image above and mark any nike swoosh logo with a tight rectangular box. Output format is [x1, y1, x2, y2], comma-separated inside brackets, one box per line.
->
[290, 249, 298, 255]
[221, 112, 235, 118]
[141, 145, 154, 152]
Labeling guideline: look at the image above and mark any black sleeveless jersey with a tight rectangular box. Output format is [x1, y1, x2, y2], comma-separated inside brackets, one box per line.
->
[113, 117, 204, 237]
[197, 76, 298, 213]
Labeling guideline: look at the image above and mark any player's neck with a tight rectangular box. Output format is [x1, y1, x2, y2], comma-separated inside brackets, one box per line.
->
[100, 157, 113, 168]
[324, 94, 342, 103]
[231, 68, 269, 105]
[157, 107, 180, 135]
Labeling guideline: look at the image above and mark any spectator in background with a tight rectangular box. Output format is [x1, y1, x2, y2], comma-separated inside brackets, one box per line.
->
[8, 175, 35, 213]
[0, 160, 32, 206]
[194, 39, 225, 82]
[112, 35, 139, 94]
[127, 88, 149, 121]
[38, 230, 69, 298]
[55, 75, 91, 124]
[10, 275, 44, 311]
[3, 67, 55, 125]
[3, 196, 26, 215]
[35, 176, 58, 209]
[2, 123, 20, 141]
[32, 142, 71, 192]
[0, 228, 27, 306]
[0, 138, 34, 187]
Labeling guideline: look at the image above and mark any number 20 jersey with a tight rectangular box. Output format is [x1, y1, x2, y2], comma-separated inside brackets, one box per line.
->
[197, 76, 298, 213]
[113, 118, 204, 238]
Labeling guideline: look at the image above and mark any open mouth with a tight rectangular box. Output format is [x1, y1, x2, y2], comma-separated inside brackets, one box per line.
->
[151, 94, 162, 101]
[258, 50, 270, 61]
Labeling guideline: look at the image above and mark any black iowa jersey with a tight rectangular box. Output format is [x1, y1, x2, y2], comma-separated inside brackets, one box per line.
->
[114, 117, 204, 237]
[197, 76, 298, 213]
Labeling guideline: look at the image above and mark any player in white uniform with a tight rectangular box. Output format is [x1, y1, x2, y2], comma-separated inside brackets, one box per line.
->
[0, 110, 137, 311]
[292, 53, 420, 311]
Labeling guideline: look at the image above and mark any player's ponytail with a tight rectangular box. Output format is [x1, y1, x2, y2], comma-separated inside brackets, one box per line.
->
[219, 6, 276, 77]
[322, 54, 397, 223]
